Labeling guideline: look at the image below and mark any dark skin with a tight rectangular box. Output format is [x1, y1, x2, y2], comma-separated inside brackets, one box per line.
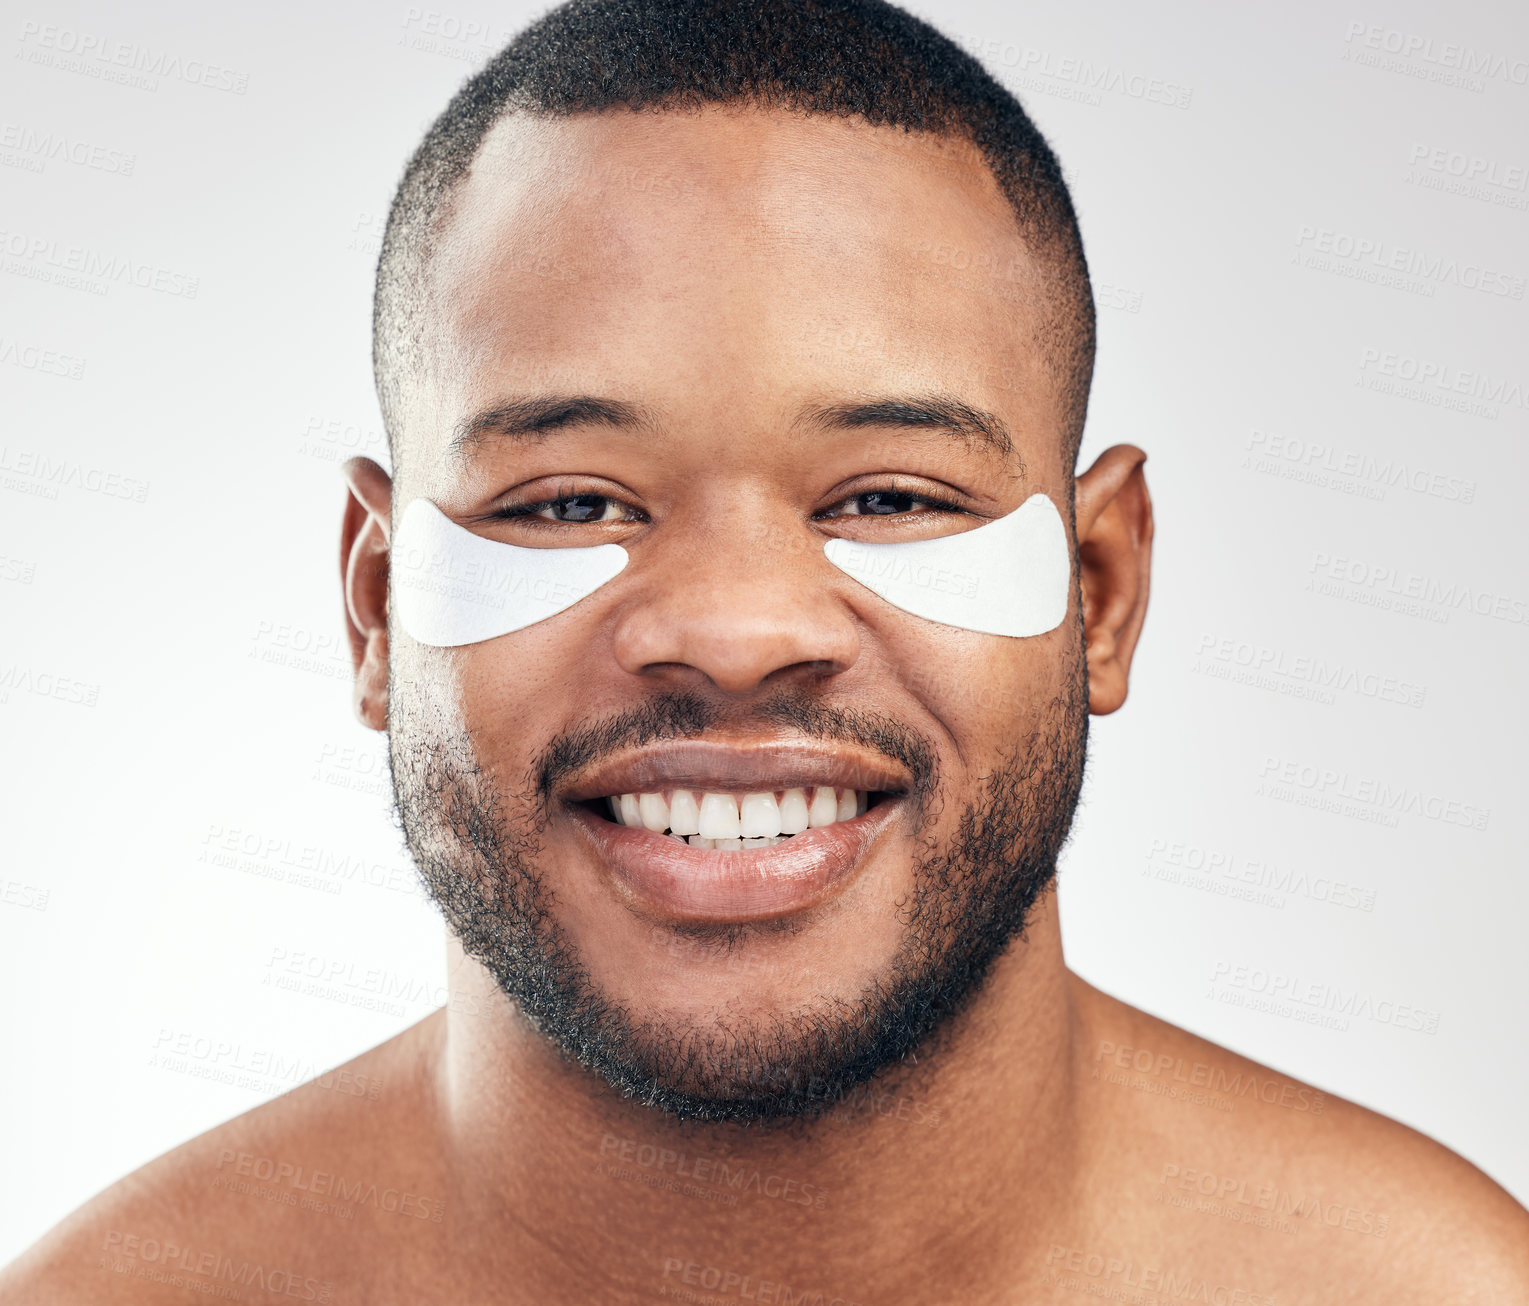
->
[6, 108, 1527, 1305]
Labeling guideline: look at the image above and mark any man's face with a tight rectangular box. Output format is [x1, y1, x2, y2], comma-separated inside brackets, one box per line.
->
[386, 109, 1088, 1121]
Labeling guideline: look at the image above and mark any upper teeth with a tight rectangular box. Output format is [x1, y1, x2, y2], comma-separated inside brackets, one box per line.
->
[608, 787, 869, 845]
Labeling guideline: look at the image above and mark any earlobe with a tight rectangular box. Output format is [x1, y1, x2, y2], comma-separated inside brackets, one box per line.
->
[340, 457, 394, 732]
[1072, 444, 1153, 715]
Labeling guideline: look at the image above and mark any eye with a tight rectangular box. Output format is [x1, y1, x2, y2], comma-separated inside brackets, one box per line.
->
[496, 493, 644, 525]
[537, 494, 627, 523]
[818, 487, 966, 519]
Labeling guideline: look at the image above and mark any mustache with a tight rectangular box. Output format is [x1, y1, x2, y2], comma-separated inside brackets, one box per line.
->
[532, 689, 939, 807]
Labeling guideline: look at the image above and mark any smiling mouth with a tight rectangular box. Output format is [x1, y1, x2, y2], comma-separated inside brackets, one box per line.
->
[592, 787, 888, 850]
[559, 738, 913, 919]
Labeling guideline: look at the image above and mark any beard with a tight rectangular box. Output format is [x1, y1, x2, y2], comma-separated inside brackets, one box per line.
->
[388, 648, 1089, 1126]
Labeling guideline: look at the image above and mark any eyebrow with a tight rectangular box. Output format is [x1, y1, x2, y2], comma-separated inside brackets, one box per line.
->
[449, 391, 1022, 471]
[448, 394, 653, 461]
[799, 395, 1020, 469]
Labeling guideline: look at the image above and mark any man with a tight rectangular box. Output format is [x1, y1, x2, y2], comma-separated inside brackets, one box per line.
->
[6, 0, 1526, 1301]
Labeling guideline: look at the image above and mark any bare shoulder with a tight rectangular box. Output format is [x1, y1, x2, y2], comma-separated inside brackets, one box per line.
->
[0, 1012, 448, 1305]
[1066, 975, 1529, 1304]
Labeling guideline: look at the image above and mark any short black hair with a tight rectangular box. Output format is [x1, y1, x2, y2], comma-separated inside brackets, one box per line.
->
[374, 0, 1095, 476]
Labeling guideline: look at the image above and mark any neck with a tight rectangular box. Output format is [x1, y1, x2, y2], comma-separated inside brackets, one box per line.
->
[435, 893, 1081, 1303]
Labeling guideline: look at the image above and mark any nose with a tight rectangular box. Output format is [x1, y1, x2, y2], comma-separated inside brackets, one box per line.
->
[610, 512, 862, 695]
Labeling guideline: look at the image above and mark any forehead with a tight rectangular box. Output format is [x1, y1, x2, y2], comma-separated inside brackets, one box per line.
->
[415, 107, 1055, 474]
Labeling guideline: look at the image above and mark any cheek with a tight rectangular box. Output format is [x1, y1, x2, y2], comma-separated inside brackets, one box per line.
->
[388, 638, 558, 805]
[389, 637, 469, 730]
[884, 620, 1071, 748]
[463, 641, 566, 717]
[454, 619, 610, 747]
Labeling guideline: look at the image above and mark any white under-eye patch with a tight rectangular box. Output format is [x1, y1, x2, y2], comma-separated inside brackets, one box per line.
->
[391, 498, 628, 647]
[822, 492, 1071, 638]
[390, 491, 1069, 648]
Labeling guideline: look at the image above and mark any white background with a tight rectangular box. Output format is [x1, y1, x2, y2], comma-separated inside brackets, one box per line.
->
[2, 0, 1525, 1262]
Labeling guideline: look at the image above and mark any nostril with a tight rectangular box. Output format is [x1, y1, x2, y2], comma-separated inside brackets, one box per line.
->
[609, 589, 862, 692]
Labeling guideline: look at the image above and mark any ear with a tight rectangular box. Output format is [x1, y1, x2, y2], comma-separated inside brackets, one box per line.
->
[340, 457, 393, 732]
[1072, 444, 1153, 715]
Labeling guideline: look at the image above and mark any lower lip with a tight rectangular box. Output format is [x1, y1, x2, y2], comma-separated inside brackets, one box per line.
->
[570, 802, 898, 922]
